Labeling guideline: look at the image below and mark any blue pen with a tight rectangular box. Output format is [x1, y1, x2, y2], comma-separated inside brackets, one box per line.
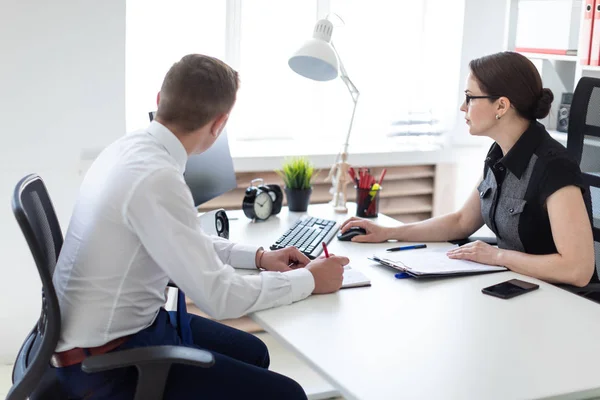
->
[386, 244, 427, 252]
[394, 272, 411, 279]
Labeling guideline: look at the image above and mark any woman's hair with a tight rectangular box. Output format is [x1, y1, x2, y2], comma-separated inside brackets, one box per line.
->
[469, 52, 554, 120]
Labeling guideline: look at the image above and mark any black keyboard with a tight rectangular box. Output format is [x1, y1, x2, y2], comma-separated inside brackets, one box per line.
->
[270, 216, 339, 259]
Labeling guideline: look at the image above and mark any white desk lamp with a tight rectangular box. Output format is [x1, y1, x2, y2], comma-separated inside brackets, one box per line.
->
[288, 18, 359, 213]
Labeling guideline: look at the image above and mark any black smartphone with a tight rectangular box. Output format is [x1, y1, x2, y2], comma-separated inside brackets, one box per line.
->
[482, 279, 539, 299]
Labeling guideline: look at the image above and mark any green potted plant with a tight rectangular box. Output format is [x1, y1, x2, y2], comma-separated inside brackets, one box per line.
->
[276, 157, 316, 212]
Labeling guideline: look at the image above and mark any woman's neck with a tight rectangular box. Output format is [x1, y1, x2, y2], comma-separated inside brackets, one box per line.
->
[492, 117, 531, 156]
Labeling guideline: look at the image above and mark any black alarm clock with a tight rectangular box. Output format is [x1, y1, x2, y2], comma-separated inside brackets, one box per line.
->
[265, 184, 283, 215]
[242, 179, 283, 221]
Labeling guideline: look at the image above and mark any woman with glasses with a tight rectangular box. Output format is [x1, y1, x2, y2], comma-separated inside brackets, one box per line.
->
[341, 51, 595, 287]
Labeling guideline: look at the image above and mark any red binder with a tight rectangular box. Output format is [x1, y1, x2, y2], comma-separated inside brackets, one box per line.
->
[591, 0, 600, 66]
[580, 0, 596, 65]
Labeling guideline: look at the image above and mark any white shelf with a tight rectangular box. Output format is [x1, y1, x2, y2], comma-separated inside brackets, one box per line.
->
[548, 129, 567, 144]
[549, 130, 600, 148]
[517, 52, 578, 62]
[581, 65, 600, 72]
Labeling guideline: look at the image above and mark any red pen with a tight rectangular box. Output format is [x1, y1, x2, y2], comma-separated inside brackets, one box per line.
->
[378, 168, 387, 185]
[348, 167, 358, 185]
[322, 242, 330, 258]
[361, 169, 369, 189]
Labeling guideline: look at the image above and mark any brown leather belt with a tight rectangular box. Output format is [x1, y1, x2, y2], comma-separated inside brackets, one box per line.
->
[51, 335, 131, 368]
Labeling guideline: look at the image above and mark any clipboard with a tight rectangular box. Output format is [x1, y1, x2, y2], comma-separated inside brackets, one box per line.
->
[368, 246, 507, 279]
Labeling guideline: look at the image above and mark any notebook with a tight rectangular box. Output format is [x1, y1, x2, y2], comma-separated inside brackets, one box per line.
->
[370, 245, 507, 278]
[342, 265, 371, 289]
[238, 264, 370, 288]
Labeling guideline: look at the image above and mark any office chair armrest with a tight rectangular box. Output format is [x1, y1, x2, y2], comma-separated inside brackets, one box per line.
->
[81, 346, 214, 400]
[556, 283, 600, 297]
[81, 345, 214, 372]
[449, 236, 498, 247]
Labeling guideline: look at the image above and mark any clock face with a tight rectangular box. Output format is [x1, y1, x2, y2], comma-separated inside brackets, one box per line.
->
[254, 191, 273, 220]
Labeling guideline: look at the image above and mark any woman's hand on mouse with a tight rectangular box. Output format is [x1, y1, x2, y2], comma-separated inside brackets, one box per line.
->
[340, 217, 391, 243]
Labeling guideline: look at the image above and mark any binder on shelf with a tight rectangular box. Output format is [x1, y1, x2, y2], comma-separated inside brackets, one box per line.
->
[580, 0, 596, 65]
[590, 0, 600, 66]
[516, 0, 582, 56]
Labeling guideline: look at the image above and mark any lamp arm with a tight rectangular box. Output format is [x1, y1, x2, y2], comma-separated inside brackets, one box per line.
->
[340, 76, 359, 158]
[331, 43, 360, 160]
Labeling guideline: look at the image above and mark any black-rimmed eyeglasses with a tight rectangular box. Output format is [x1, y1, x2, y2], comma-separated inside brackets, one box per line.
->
[465, 94, 500, 105]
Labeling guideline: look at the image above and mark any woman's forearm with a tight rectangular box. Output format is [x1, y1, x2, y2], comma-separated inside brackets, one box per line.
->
[387, 187, 485, 243]
[497, 249, 593, 287]
[388, 212, 478, 242]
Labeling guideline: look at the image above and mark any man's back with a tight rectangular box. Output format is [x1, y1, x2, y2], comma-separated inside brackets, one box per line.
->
[53, 126, 185, 351]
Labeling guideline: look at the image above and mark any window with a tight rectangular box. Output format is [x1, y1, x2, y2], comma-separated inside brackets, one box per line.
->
[126, 0, 226, 132]
[228, 1, 320, 141]
[126, 0, 463, 146]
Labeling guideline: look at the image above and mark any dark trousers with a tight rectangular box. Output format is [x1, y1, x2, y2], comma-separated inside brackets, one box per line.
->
[55, 309, 307, 399]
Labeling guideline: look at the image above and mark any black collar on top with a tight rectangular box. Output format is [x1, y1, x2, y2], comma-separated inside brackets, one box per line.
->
[485, 121, 545, 179]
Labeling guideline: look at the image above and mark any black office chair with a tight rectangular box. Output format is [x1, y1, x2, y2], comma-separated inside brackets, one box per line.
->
[560, 76, 600, 301]
[8, 174, 215, 400]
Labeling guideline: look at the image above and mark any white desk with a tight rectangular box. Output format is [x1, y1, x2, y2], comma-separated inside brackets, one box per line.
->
[226, 204, 600, 400]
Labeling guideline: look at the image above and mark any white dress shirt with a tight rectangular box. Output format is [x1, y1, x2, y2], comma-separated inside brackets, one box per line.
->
[53, 121, 315, 351]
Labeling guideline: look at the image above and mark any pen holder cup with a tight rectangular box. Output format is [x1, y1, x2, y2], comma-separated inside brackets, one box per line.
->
[356, 186, 381, 218]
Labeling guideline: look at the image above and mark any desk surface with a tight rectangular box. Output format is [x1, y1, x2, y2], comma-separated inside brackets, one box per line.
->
[226, 204, 600, 400]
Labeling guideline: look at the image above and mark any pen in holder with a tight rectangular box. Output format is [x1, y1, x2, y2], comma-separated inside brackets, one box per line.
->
[356, 185, 381, 218]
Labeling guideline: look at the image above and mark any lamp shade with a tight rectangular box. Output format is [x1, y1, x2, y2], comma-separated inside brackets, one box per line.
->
[288, 19, 339, 82]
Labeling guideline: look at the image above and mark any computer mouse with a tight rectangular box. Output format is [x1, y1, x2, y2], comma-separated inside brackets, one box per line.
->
[337, 227, 367, 241]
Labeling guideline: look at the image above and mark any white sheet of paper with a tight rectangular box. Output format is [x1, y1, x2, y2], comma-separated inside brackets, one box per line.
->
[376, 245, 506, 276]
[239, 264, 371, 288]
[342, 265, 371, 288]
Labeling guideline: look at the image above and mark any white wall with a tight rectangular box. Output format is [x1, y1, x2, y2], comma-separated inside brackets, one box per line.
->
[0, 0, 125, 363]
[435, 0, 512, 216]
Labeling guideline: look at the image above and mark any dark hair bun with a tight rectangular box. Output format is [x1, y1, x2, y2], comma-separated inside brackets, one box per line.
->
[533, 88, 554, 119]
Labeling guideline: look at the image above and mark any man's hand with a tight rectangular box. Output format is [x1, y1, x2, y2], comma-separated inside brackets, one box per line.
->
[339, 217, 391, 243]
[305, 255, 349, 294]
[446, 241, 502, 265]
[258, 247, 311, 272]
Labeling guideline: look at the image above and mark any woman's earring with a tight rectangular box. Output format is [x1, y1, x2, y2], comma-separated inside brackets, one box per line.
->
[495, 115, 501, 120]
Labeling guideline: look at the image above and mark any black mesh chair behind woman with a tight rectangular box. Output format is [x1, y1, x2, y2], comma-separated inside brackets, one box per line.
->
[562, 77, 600, 301]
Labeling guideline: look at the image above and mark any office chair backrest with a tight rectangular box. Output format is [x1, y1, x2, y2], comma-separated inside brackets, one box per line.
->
[567, 77, 600, 279]
[7, 174, 64, 400]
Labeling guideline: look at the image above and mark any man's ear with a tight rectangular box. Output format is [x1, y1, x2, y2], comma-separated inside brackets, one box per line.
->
[156, 91, 161, 107]
[210, 114, 229, 137]
[497, 96, 511, 118]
